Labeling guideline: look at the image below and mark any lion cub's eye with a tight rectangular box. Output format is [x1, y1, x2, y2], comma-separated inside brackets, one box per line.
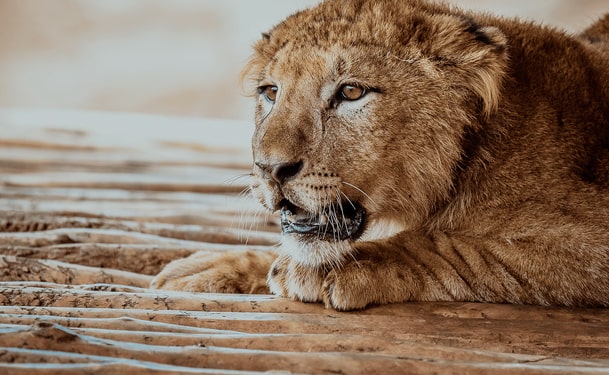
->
[339, 84, 366, 101]
[259, 85, 278, 103]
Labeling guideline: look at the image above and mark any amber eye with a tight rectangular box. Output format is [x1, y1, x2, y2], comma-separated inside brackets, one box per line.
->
[260, 85, 278, 103]
[339, 84, 366, 101]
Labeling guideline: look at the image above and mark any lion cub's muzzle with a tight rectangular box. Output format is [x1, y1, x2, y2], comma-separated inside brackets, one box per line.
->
[255, 159, 367, 241]
[280, 200, 366, 241]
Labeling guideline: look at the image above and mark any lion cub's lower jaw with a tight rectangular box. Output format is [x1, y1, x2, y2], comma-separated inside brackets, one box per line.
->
[279, 200, 367, 241]
[279, 216, 405, 269]
[279, 233, 355, 269]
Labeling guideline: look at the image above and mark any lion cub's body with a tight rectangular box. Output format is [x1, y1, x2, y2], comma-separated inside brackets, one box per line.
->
[152, 0, 609, 310]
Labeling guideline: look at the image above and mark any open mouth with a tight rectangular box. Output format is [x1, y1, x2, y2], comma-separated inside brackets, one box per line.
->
[280, 200, 366, 241]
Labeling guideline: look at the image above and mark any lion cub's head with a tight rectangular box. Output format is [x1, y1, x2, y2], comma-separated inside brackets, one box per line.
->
[243, 0, 508, 267]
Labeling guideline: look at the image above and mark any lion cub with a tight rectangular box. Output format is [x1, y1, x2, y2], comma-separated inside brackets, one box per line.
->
[152, 0, 609, 311]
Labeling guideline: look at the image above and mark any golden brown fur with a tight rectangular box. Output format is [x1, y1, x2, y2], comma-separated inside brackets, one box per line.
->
[151, 250, 274, 294]
[152, 0, 609, 311]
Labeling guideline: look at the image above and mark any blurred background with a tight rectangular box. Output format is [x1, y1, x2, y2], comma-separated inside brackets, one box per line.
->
[1, 0, 607, 122]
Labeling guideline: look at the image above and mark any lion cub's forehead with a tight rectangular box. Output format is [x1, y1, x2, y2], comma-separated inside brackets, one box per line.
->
[262, 0, 454, 52]
[269, 3, 403, 50]
[268, 47, 356, 82]
[255, 0, 445, 85]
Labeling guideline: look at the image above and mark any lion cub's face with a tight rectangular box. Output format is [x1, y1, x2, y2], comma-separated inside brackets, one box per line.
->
[244, 0, 508, 266]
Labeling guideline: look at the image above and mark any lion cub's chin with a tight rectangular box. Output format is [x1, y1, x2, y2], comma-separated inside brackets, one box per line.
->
[279, 234, 354, 269]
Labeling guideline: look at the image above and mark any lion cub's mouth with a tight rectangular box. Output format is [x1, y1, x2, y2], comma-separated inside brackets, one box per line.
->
[279, 200, 366, 241]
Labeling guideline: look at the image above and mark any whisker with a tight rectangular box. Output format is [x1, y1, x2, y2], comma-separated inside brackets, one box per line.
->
[335, 188, 349, 233]
[234, 187, 259, 244]
[342, 181, 376, 206]
[334, 194, 347, 245]
[317, 188, 324, 239]
[232, 187, 247, 231]
[329, 200, 341, 243]
[348, 249, 362, 269]
[224, 173, 253, 186]
[234, 186, 255, 240]
[339, 189, 357, 210]
[244, 206, 266, 245]
[231, 186, 273, 247]
[324, 190, 334, 240]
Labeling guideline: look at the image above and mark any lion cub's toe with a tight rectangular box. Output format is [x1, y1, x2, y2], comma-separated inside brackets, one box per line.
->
[321, 267, 371, 311]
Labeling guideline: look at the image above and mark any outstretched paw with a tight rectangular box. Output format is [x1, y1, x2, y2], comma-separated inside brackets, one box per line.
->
[151, 250, 276, 294]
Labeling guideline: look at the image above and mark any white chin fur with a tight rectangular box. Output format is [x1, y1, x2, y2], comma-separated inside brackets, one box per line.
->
[280, 234, 354, 269]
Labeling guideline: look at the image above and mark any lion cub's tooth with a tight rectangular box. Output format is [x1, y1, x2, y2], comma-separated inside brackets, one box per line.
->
[319, 213, 328, 225]
[285, 212, 296, 223]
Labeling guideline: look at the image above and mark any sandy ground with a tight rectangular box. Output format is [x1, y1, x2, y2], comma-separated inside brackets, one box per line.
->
[2, 110, 609, 374]
[0, 0, 607, 122]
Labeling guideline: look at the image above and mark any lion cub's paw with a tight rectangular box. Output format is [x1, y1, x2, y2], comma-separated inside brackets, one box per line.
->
[267, 254, 392, 310]
[151, 250, 276, 294]
[321, 262, 377, 311]
[267, 254, 327, 303]
[321, 259, 412, 311]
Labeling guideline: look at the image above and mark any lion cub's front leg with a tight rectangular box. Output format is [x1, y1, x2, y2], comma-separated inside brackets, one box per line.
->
[268, 241, 424, 311]
[270, 232, 471, 311]
[320, 239, 450, 310]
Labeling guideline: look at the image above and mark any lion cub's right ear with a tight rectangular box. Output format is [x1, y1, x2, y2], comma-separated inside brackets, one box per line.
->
[424, 15, 509, 118]
[462, 24, 509, 118]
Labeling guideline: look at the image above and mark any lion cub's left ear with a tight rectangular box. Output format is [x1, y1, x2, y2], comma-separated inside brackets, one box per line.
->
[430, 16, 509, 118]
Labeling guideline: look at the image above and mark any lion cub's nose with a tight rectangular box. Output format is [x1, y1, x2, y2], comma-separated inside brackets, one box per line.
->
[256, 160, 303, 185]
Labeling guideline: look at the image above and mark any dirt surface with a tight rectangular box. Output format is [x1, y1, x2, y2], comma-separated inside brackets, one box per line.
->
[1, 109, 609, 374]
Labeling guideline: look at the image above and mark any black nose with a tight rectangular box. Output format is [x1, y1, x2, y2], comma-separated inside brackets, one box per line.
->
[255, 160, 303, 185]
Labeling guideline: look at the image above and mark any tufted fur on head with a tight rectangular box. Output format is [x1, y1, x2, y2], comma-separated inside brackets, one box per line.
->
[242, 0, 509, 118]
